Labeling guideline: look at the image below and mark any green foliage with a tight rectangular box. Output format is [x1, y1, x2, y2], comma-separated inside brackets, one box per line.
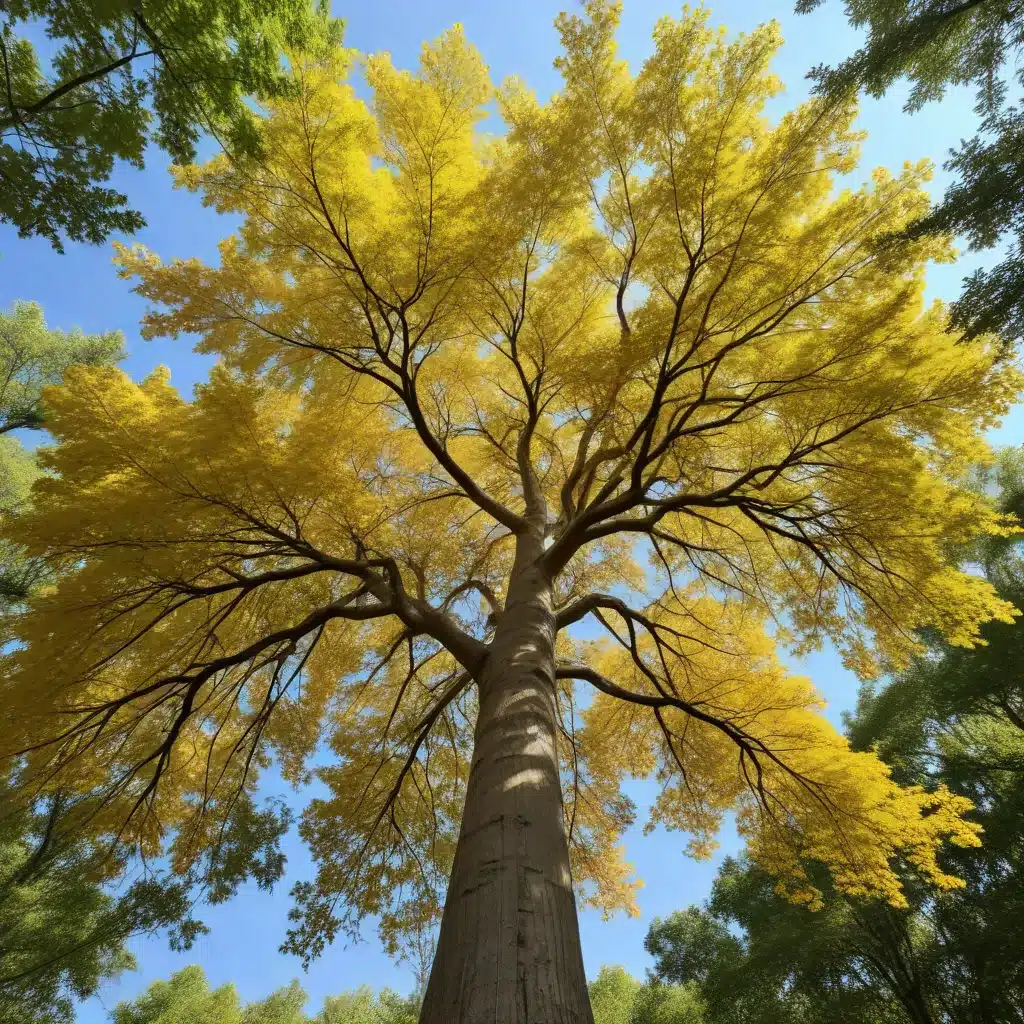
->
[797, 0, 1024, 346]
[643, 907, 741, 995]
[588, 965, 706, 1024]
[647, 860, 921, 1024]
[628, 982, 706, 1024]
[0, 434, 43, 606]
[0, 781, 292, 1024]
[798, 0, 1024, 346]
[643, 446, 1024, 1023]
[0, 0, 343, 250]
[589, 965, 642, 1024]
[0, 299, 124, 434]
[0, 299, 124, 610]
[796, 0, 1022, 116]
[0, 788, 184, 1024]
[111, 967, 420, 1024]
[244, 981, 308, 1024]
[315, 985, 419, 1024]
[112, 966, 245, 1024]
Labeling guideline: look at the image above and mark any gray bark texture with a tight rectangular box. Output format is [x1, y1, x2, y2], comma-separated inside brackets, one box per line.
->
[419, 541, 594, 1023]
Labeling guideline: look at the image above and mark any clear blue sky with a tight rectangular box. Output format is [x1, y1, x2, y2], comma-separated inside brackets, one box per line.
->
[1, 2, 1021, 1020]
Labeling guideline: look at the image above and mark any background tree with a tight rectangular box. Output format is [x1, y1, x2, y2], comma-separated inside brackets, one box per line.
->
[110, 965, 419, 1024]
[0, 430, 45, 609]
[316, 986, 419, 1024]
[587, 965, 704, 1024]
[796, 0, 1024, 346]
[1, 4, 1020, 1021]
[0, 299, 124, 609]
[626, 981, 706, 1024]
[588, 966, 641, 1024]
[641, 448, 1024, 1024]
[0, 0, 342, 250]
[0, 778, 292, 1024]
[0, 786, 175, 1024]
[645, 860, 931, 1024]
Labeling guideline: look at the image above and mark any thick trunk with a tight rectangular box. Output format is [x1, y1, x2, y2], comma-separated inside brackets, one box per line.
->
[419, 543, 593, 1024]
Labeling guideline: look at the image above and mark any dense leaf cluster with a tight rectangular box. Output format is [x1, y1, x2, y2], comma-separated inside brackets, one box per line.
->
[0, 0, 341, 249]
[0, 299, 125, 609]
[798, 0, 1024, 345]
[109, 965, 420, 1024]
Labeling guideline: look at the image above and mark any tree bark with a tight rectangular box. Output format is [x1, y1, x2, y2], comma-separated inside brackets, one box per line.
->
[419, 539, 593, 1023]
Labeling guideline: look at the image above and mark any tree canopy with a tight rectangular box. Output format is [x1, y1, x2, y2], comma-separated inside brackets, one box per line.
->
[797, 0, 1024, 346]
[0, 777, 293, 1024]
[0, 299, 124, 608]
[587, 964, 705, 1024]
[0, 3, 1020, 1017]
[109, 965, 419, 1024]
[0, 299, 124, 434]
[588, 966, 642, 1024]
[0, 0, 342, 250]
[0, 785, 181, 1024]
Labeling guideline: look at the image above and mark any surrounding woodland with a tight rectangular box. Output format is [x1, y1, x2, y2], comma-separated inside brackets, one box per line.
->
[0, 0, 1021, 1022]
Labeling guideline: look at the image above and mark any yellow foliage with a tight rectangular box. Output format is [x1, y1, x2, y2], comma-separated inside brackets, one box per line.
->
[578, 597, 982, 909]
[1, 1, 1020, 960]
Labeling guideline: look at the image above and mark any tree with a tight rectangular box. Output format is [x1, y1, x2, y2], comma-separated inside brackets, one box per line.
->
[0, 300, 125, 433]
[111, 965, 240, 1024]
[0, 432, 45, 608]
[0, 781, 292, 1024]
[642, 907, 748, 1019]
[795, 0, 1024, 346]
[0, 793, 130, 1024]
[316, 986, 419, 1024]
[0, 0, 342, 250]
[587, 965, 704, 1024]
[627, 982, 705, 1024]
[644, 449, 1024, 1024]
[1, 4, 1020, 1021]
[588, 966, 641, 1024]
[646, 859, 935, 1024]
[0, 787, 173, 1024]
[0, 299, 124, 609]
[111, 966, 419, 1024]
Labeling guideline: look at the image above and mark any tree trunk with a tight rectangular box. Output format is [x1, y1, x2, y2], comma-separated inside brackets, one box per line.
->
[419, 541, 593, 1023]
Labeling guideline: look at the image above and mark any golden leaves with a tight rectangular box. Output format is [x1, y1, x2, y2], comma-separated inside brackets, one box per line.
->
[575, 596, 984, 907]
[2, 0, 1022, 954]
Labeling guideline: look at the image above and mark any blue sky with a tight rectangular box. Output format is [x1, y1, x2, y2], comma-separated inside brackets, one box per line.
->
[2, 1, 1022, 1020]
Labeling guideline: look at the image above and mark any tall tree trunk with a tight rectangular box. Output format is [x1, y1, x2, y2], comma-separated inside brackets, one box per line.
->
[419, 540, 593, 1024]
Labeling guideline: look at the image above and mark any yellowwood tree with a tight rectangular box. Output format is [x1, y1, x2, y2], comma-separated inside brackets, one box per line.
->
[1, 4, 1020, 1021]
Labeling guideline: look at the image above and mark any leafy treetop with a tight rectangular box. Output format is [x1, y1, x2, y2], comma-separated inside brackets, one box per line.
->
[110, 964, 419, 1024]
[0, 299, 125, 609]
[0, 1, 1020, 966]
[797, 0, 1024, 345]
[0, 0, 342, 249]
[0, 300, 125, 433]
